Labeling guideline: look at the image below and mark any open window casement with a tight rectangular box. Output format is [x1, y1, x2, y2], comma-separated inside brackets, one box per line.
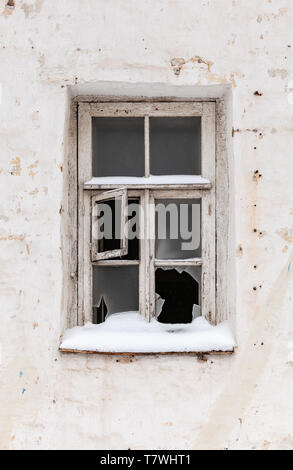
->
[91, 188, 128, 261]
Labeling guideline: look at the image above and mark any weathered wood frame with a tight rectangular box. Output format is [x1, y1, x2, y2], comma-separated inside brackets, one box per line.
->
[91, 188, 128, 261]
[77, 101, 216, 325]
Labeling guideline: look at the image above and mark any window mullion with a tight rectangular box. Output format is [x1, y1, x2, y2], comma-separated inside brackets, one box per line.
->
[149, 191, 156, 320]
[142, 189, 154, 322]
[139, 190, 147, 320]
[144, 116, 150, 177]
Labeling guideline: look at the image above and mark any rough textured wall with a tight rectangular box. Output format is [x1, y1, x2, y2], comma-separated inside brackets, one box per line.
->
[1, 0, 293, 450]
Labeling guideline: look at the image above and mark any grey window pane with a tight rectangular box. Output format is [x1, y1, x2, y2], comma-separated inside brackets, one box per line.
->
[93, 266, 139, 323]
[150, 117, 201, 175]
[155, 199, 201, 259]
[92, 117, 145, 177]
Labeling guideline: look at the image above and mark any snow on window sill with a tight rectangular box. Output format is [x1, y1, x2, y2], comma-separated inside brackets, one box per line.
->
[84, 175, 212, 189]
[59, 311, 236, 355]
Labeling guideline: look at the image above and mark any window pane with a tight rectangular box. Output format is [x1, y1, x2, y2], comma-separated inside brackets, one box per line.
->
[93, 266, 139, 323]
[92, 117, 145, 177]
[155, 199, 201, 259]
[94, 197, 140, 260]
[150, 117, 201, 175]
[95, 198, 122, 254]
[155, 266, 201, 323]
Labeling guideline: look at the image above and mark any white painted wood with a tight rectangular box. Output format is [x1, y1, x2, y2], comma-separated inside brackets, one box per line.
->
[149, 192, 156, 320]
[90, 189, 142, 198]
[201, 102, 216, 323]
[215, 98, 231, 323]
[84, 183, 212, 190]
[144, 116, 150, 177]
[83, 175, 212, 190]
[92, 260, 139, 266]
[66, 101, 78, 328]
[144, 189, 152, 320]
[151, 189, 206, 199]
[139, 190, 147, 319]
[155, 259, 202, 267]
[86, 102, 203, 117]
[77, 103, 93, 325]
[74, 95, 216, 104]
[92, 188, 128, 200]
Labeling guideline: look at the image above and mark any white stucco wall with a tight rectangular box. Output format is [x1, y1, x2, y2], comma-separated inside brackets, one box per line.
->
[1, 0, 293, 450]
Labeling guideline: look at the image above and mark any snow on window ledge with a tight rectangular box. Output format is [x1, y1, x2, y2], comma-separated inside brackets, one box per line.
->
[84, 175, 211, 186]
[59, 312, 236, 354]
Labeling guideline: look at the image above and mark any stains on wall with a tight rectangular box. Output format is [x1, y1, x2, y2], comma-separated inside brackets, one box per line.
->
[27, 160, 39, 179]
[9, 157, 21, 176]
[232, 128, 258, 137]
[195, 249, 293, 449]
[236, 244, 243, 258]
[21, 0, 43, 19]
[170, 54, 244, 87]
[170, 58, 185, 75]
[258, 8, 288, 23]
[268, 69, 289, 80]
[2, 0, 14, 17]
[189, 55, 214, 72]
[0, 233, 25, 241]
[277, 228, 293, 243]
[253, 170, 262, 182]
[29, 188, 39, 196]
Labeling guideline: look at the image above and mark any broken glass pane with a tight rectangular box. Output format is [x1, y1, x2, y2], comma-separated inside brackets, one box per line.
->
[93, 266, 139, 324]
[155, 266, 201, 324]
[150, 117, 201, 175]
[155, 199, 201, 259]
[92, 117, 145, 177]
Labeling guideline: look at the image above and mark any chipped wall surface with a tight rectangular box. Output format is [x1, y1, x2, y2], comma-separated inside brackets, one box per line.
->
[1, 0, 293, 450]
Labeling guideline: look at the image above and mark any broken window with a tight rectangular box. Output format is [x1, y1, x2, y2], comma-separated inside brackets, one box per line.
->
[93, 266, 139, 323]
[155, 266, 201, 323]
[77, 101, 216, 333]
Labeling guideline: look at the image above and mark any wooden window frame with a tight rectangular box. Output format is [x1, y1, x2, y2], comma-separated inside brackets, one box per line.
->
[77, 101, 216, 325]
[91, 188, 128, 261]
